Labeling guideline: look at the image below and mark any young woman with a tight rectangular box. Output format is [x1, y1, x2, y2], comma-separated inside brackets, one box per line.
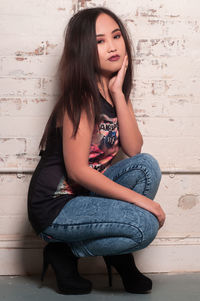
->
[28, 7, 165, 295]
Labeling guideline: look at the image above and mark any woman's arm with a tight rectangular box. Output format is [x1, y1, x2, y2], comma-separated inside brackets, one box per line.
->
[113, 93, 143, 157]
[108, 55, 143, 157]
[62, 109, 165, 228]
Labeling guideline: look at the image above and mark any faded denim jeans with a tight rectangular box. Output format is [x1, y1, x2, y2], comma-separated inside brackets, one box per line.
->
[40, 153, 161, 257]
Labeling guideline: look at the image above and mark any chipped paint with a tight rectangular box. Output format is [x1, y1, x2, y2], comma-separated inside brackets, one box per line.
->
[178, 194, 199, 210]
[15, 57, 27, 61]
[136, 39, 186, 58]
[15, 41, 57, 57]
[0, 138, 27, 155]
[0, 157, 5, 164]
[168, 14, 180, 18]
[78, 0, 91, 8]
[46, 41, 57, 55]
[32, 98, 47, 103]
[15, 45, 45, 56]
[136, 8, 158, 18]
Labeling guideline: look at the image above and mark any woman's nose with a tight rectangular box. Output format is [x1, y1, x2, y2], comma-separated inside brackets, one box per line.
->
[107, 39, 117, 53]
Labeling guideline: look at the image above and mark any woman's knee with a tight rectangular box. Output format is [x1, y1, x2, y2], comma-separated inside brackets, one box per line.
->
[139, 210, 159, 248]
[133, 153, 161, 182]
[122, 205, 159, 250]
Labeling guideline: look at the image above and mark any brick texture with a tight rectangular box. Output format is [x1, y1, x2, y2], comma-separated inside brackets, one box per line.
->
[0, 0, 200, 274]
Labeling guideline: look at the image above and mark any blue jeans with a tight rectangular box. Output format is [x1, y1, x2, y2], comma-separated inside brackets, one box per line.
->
[40, 153, 161, 257]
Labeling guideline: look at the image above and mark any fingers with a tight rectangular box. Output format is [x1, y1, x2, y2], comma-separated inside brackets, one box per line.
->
[125, 54, 128, 69]
[159, 219, 164, 229]
[109, 54, 128, 93]
[117, 55, 128, 80]
[153, 202, 166, 229]
[158, 212, 166, 229]
[122, 54, 128, 72]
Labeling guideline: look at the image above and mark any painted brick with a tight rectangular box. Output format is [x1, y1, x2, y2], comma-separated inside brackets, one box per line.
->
[137, 117, 200, 137]
[133, 99, 200, 118]
[0, 216, 33, 236]
[136, 38, 187, 57]
[0, 0, 73, 16]
[142, 137, 200, 171]
[0, 36, 63, 57]
[0, 174, 31, 196]
[0, 138, 26, 155]
[0, 196, 28, 215]
[0, 97, 54, 117]
[0, 0, 200, 274]
[0, 116, 47, 137]
[0, 77, 58, 97]
[132, 79, 200, 99]
[134, 57, 200, 80]
[156, 174, 200, 237]
[0, 56, 60, 77]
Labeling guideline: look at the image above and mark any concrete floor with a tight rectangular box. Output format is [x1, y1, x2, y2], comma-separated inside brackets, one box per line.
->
[0, 273, 200, 301]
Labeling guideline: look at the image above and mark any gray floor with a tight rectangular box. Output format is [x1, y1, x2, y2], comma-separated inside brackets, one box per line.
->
[0, 273, 200, 301]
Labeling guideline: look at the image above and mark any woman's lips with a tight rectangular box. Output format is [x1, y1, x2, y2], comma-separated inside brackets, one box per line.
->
[108, 55, 120, 61]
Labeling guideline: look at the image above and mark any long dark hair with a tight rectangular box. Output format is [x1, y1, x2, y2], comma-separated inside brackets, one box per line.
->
[39, 7, 133, 150]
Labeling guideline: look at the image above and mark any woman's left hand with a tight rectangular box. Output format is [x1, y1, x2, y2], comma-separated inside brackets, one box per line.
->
[108, 54, 128, 97]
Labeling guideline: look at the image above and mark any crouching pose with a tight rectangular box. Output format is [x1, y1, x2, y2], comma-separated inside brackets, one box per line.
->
[28, 6, 165, 295]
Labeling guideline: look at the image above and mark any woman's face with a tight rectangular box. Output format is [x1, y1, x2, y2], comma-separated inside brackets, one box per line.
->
[95, 13, 126, 78]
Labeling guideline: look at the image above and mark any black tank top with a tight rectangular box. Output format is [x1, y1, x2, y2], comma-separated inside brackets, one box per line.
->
[27, 94, 120, 234]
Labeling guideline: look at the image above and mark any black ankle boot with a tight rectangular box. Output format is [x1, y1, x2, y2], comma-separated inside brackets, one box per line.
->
[103, 253, 152, 294]
[40, 242, 92, 294]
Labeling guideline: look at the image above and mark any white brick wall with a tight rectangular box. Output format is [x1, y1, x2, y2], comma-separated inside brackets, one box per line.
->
[0, 0, 200, 274]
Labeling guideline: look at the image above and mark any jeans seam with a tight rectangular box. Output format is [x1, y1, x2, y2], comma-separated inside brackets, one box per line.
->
[69, 241, 95, 257]
[49, 221, 144, 242]
[111, 164, 151, 196]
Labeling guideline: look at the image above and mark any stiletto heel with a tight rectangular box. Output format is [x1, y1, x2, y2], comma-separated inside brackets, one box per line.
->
[40, 255, 49, 282]
[40, 242, 92, 294]
[103, 256, 112, 287]
[103, 253, 152, 294]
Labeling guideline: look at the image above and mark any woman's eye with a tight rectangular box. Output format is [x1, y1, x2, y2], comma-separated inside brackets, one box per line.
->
[114, 34, 121, 39]
[97, 39, 104, 44]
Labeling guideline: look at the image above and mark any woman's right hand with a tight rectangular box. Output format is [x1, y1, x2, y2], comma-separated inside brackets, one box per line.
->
[151, 201, 166, 229]
[134, 194, 166, 229]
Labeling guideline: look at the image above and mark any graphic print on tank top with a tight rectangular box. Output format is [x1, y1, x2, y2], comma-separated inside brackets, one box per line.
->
[53, 98, 119, 197]
[89, 113, 119, 172]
